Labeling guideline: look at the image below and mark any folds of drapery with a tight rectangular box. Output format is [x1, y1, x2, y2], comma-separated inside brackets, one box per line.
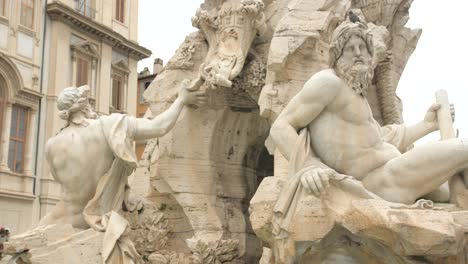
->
[83, 114, 142, 264]
[272, 128, 382, 239]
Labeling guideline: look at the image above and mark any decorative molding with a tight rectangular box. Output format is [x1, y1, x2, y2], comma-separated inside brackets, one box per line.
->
[111, 58, 130, 74]
[71, 40, 99, 60]
[15, 89, 43, 110]
[0, 53, 42, 109]
[47, 2, 151, 60]
[0, 189, 35, 201]
[39, 195, 61, 206]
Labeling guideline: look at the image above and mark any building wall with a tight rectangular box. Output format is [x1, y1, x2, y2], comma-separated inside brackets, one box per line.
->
[135, 73, 155, 159]
[0, 0, 150, 233]
[0, 0, 46, 234]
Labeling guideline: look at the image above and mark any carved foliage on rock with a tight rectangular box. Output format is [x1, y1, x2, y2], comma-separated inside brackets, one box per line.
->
[186, 238, 239, 264]
[231, 53, 267, 102]
[125, 205, 170, 260]
[167, 41, 197, 70]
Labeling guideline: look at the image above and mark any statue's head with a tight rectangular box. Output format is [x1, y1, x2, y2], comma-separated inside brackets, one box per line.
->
[57, 85, 97, 121]
[329, 17, 374, 96]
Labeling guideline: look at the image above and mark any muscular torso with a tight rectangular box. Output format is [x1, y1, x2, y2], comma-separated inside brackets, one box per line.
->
[45, 119, 114, 210]
[308, 73, 401, 179]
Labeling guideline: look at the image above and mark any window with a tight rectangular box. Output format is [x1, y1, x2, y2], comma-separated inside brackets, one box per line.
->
[76, 56, 90, 87]
[139, 81, 151, 104]
[0, 86, 5, 144]
[20, 0, 35, 28]
[71, 41, 99, 97]
[0, 0, 6, 17]
[8, 105, 29, 173]
[115, 0, 125, 23]
[112, 75, 123, 110]
[111, 59, 129, 112]
[75, 0, 96, 19]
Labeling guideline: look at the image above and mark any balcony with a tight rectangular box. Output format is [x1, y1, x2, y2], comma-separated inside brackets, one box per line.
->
[74, 0, 96, 20]
[47, 2, 151, 60]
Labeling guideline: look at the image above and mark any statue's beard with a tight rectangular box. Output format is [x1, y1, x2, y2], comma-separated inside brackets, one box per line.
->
[335, 58, 374, 97]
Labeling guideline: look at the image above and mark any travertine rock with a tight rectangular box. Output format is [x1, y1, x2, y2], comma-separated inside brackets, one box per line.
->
[140, 1, 276, 262]
[136, 0, 436, 263]
[251, 177, 468, 263]
[249, 2, 468, 263]
[258, 0, 420, 127]
[1, 225, 103, 264]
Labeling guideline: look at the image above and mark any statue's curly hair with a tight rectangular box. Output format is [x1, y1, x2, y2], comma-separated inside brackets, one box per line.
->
[57, 86, 90, 120]
[329, 20, 373, 68]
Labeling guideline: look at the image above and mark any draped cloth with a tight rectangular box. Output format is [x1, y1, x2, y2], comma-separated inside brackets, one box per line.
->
[270, 124, 408, 262]
[82, 114, 142, 264]
[272, 124, 407, 239]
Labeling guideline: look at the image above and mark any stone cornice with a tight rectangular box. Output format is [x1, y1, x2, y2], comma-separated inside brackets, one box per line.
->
[47, 2, 151, 61]
[0, 189, 35, 201]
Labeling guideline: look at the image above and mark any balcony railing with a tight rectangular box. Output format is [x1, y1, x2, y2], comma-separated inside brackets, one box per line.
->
[74, 0, 96, 20]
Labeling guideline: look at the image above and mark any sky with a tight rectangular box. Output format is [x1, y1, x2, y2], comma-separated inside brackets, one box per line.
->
[138, 0, 468, 144]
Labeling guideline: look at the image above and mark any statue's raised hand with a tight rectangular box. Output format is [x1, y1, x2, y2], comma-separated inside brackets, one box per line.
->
[178, 80, 207, 107]
[424, 103, 455, 131]
[300, 167, 336, 196]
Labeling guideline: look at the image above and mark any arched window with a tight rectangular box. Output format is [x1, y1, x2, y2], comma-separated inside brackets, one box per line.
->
[8, 105, 29, 173]
[0, 84, 5, 145]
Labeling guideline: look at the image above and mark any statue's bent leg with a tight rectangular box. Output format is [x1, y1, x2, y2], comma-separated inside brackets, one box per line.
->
[363, 138, 468, 203]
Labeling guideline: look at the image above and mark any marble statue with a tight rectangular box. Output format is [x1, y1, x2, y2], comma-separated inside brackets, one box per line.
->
[40, 84, 204, 229]
[10, 0, 468, 263]
[5, 84, 205, 264]
[258, 16, 468, 263]
[271, 18, 463, 205]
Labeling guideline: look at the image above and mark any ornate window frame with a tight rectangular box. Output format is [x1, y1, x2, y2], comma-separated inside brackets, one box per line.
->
[110, 59, 129, 113]
[71, 41, 99, 99]
[0, 54, 40, 176]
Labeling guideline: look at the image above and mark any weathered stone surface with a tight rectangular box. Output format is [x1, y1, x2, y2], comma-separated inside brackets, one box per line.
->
[1, 225, 103, 264]
[139, 1, 275, 257]
[258, 0, 420, 129]
[251, 177, 468, 263]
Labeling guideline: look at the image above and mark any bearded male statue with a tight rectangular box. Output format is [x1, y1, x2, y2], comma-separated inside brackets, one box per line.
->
[37, 84, 205, 263]
[269, 18, 467, 245]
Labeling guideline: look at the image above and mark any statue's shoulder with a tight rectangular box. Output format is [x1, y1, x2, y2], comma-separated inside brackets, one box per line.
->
[307, 69, 341, 85]
[45, 130, 70, 158]
[98, 113, 128, 125]
[302, 69, 342, 96]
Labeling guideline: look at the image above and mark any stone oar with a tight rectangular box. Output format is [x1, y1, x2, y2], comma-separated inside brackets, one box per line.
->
[435, 90, 455, 139]
[436, 90, 468, 206]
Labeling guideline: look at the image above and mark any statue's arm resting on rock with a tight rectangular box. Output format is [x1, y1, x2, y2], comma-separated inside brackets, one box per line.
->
[270, 71, 341, 195]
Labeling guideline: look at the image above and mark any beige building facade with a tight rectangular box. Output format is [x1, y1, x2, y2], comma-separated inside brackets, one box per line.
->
[0, 0, 46, 235]
[135, 58, 162, 159]
[0, 0, 150, 234]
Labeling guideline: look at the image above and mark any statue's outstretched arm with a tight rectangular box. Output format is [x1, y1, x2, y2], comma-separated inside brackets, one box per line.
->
[133, 83, 206, 141]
